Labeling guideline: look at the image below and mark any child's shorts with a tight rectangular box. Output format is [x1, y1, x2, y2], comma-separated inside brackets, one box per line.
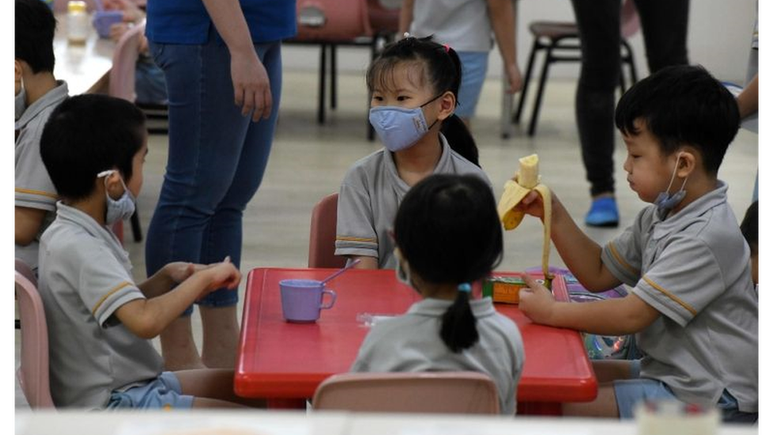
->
[106, 371, 194, 410]
[615, 360, 757, 423]
[455, 51, 490, 119]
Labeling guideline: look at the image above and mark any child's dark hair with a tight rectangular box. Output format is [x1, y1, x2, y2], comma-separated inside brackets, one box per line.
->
[615, 65, 740, 175]
[740, 200, 758, 254]
[16, 0, 57, 73]
[394, 174, 503, 353]
[367, 36, 479, 166]
[40, 94, 146, 201]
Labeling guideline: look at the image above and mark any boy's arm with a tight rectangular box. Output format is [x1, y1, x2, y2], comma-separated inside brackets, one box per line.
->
[114, 262, 240, 339]
[398, 0, 415, 35]
[737, 73, 758, 119]
[486, 0, 522, 93]
[519, 275, 660, 335]
[15, 206, 46, 246]
[518, 190, 620, 290]
[137, 261, 206, 298]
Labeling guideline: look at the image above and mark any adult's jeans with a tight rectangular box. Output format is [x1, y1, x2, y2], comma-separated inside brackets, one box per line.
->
[571, 0, 689, 196]
[146, 29, 283, 314]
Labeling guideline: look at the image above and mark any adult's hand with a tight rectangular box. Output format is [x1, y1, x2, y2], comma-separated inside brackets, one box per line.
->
[230, 48, 273, 122]
[201, 0, 273, 122]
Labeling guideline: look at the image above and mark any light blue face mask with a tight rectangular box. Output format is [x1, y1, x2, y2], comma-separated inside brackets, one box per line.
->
[15, 86, 26, 121]
[369, 94, 442, 152]
[98, 170, 136, 225]
[655, 154, 688, 220]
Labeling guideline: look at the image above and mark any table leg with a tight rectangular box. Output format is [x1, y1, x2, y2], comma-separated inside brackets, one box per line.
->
[517, 401, 562, 416]
[267, 398, 307, 410]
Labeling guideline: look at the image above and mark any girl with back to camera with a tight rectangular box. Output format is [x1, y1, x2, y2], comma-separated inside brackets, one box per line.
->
[335, 36, 491, 270]
[351, 174, 525, 415]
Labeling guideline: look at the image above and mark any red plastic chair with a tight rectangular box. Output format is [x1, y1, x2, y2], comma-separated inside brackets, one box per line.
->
[15, 259, 56, 409]
[367, 0, 400, 36]
[312, 372, 501, 414]
[290, 0, 374, 127]
[308, 193, 347, 269]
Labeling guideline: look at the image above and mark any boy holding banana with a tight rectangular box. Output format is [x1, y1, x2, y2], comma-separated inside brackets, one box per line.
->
[510, 65, 757, 422]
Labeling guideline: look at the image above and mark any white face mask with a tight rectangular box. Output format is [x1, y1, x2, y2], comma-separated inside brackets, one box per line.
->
[15, 86, 26, 121]
[98, 170, 136, 225]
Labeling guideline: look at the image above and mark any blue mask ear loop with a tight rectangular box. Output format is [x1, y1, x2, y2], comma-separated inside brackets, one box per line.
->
[664, 154, 689, 197]
[420, 92, 448, 132]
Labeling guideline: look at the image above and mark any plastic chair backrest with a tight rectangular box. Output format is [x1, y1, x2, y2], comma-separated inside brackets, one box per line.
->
[15, 260, 55, 409]
[109, 20, 146, 102]
[620, 0, 640, 39]
[295, 0, 373, 42]
[308, 193, 347, 269]
[313, 372, 501, 414]
[367, 0, 400, 34]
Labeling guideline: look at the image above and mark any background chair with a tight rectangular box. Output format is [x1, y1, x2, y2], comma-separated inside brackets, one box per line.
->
[312, 372, 500, 414]
[513, 0, 639, 136]
[308, 193, 347, 269]
[109, 21, 147, 243]
[15, 259, 55, 409]
[290, 0, 374, 127]
[14, 259, 36, 330]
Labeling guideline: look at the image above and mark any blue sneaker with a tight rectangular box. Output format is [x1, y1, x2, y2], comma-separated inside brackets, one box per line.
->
[585, 197, 619, 227]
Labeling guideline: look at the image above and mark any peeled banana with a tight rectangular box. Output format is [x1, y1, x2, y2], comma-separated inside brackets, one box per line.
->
[497, 154, 554, 288]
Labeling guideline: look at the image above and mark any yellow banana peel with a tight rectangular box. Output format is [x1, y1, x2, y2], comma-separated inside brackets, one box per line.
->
[497, 154, 554, 287]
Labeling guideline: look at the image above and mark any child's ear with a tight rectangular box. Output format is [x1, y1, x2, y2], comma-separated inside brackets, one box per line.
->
[676, 150, 697, 178]
[100, 170, 125, 199]
[437, 91, 456, 121]
[15, 61, 23, 95]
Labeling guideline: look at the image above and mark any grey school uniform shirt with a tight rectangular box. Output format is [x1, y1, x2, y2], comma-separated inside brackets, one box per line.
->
[601, 181, 757, 412]
[15, 82, 69, 272]
[410, 0, 493, 52]
[38, 202, 163, 409]
[351, 298, 525, 415]
[336, 134, 490, 269]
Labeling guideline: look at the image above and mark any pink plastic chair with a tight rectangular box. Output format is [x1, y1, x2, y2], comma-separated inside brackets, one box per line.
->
[308, 193, 347, 269]
[15, 259, 56, 409]
[312, 372, 501, 414]
[109, 20, 145, 102]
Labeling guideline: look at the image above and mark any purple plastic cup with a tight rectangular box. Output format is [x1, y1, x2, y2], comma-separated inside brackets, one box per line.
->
[279, 279, 337, 323]
[92, 10, 124, 39]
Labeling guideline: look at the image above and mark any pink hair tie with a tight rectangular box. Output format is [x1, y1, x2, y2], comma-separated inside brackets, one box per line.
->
[443, 44, 450, 53]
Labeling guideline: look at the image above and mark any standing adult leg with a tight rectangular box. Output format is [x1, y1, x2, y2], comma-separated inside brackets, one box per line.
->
[145, 29, 266, 370]
[197, 41, 284, 369]
[570, 0, 621, 227]
[633, 0, 689, 73]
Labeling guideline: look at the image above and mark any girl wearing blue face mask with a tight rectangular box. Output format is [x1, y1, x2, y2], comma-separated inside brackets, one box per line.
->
[335, 36, 491, 270]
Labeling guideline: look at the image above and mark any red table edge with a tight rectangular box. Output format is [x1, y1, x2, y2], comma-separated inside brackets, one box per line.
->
[235, 268, 598, 403]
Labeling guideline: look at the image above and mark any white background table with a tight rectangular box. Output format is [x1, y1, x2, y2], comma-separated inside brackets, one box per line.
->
[53, 13, 115, 95]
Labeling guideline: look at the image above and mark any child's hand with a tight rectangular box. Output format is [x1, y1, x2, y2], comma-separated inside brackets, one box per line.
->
[514, 190, 547, 219]
[163, 261, 197, 285]
[200, 257, 241, 294]
[518, 274, 557, 325]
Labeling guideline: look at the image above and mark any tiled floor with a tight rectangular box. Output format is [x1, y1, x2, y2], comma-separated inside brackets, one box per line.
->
[15, 68, 758, 408]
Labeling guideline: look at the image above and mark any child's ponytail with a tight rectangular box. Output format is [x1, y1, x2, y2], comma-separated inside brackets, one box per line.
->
[441, 114, 479, 167]
[440, 283, 480, 353]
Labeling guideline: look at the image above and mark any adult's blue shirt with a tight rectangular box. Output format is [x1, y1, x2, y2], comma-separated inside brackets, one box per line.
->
[146, 0, 297, 44]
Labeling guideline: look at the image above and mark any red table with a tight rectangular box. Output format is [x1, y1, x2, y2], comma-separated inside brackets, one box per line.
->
[235, 268, 597, 414]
